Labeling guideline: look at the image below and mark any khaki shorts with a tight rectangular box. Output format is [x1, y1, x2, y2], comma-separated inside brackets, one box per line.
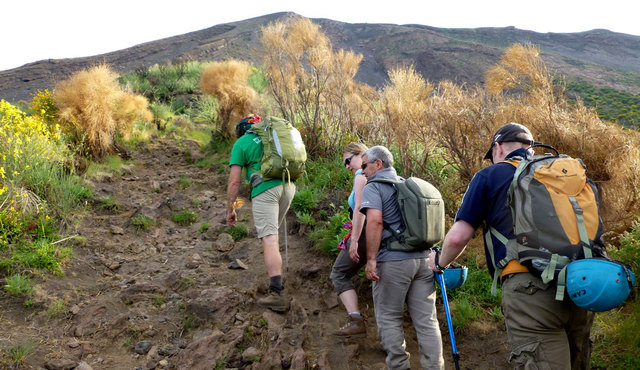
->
[252, 183, 295, 239]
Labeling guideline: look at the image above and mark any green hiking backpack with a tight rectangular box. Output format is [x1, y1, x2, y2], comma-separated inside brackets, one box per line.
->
[247, 116, 307, 186]
[369, 177, 445, 252]
[486, 144, 605, 299]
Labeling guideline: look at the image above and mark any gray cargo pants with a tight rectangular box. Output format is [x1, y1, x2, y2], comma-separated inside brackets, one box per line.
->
[372, 258, 445, 369]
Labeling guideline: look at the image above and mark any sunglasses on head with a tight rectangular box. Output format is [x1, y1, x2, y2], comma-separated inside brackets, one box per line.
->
[344, 153, 356, 166]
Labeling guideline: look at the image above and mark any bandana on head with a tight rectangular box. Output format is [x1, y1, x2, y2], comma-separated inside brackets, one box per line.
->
[235, 114, 262, 137]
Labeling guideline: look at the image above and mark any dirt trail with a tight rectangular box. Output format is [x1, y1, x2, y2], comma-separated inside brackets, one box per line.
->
[0, 137, 510, 369]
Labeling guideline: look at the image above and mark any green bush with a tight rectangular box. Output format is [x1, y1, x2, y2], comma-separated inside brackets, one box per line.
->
[291, 188, 319, 213]
[296, 211, 316, 226]
[590, 219, 640, 368]
[187, 95, 219, 125]
[3, 274, 32, 296]
[309, 209, 350, 256]
[248, 67, 268, 94]
[609, 219, 640, 273]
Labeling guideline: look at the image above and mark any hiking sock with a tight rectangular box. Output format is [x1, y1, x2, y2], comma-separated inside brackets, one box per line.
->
[269, 276, 283, 294]
[348, 312, 362, 319]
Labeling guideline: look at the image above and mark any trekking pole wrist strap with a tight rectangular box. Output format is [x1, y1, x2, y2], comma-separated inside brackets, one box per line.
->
[435, 249, 447, 271]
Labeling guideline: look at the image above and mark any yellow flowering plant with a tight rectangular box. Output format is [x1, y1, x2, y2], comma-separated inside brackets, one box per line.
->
[0, 99, 85, 275]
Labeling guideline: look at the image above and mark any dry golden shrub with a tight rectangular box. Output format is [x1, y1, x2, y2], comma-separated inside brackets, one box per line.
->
[55, 64, 151, 158]
[486, 43, 553, 96]
[482, 43, 640, 233]
[380, 65, 433, 177]
[113, 92, 153, 141]
[261, 17, 366, 157]
[200, 60, 257, 137]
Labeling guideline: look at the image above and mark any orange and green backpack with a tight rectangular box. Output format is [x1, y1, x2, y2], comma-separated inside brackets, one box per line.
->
[486, 144, 605, 300]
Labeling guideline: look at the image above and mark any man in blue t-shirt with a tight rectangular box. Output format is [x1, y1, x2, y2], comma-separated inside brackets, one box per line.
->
[361, 145, 444, 370]
[428, 123, 594, 369]
[226, 114, 295, 313]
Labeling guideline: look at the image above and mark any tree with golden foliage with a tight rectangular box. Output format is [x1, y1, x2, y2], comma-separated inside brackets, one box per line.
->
[199, 60, 257, 138]
[260, 17, 371, 157]
[55, 64, 152, 159]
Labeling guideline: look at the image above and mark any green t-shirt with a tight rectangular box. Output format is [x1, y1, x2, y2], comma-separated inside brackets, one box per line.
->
[229, 133, 284, 198]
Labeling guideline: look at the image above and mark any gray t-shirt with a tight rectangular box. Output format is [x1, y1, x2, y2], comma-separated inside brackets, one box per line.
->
[360, 167, 428, 262]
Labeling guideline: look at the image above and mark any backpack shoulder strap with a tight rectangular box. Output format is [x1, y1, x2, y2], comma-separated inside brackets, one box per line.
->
[367, 176, 404, 243]
[501, 158, 520, 168]
[368, 177, 403, 186]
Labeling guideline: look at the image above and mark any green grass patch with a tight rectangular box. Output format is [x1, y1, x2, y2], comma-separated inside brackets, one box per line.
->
[171, 209, 197, 225]
[47, 298, 66, 318]
[226, 224, 249, 241]
[176, 174, 192, 190]
[152, 294, 164, 307]
[450, 296, 481, 329]
[96, 195, 120, 212]
[131, 215, 154, 231]
[3, 340, 37, 363]
[5, 239, 72, 276]
[3, 274, 32, 296]
[85, 154, 129, 177]
[198, 222, 210, 233]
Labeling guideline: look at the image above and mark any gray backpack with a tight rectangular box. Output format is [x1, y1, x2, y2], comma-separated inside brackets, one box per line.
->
[369, 177, 445, 252]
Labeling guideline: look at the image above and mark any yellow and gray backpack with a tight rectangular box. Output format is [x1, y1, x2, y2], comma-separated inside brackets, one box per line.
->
[488, 144, 606, 300]
[248, 116, 307, 186]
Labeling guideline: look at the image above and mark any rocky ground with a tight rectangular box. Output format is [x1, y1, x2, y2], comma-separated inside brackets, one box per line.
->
[0, 136, 510, 369]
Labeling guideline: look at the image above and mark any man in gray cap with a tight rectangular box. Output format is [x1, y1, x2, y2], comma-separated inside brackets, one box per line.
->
[428, 123, 595, 369]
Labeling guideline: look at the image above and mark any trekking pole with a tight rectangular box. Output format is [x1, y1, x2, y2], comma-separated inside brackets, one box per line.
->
[284, 212, 289, 275]
[435, 271, 460, 370]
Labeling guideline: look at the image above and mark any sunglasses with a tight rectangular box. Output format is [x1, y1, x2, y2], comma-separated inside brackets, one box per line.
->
[361, 160, 376, 171]
[344, 153, 356, 166]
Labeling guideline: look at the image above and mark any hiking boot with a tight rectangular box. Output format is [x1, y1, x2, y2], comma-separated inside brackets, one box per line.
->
[332, 315, 366, 338]
[257, 291, 289, 313]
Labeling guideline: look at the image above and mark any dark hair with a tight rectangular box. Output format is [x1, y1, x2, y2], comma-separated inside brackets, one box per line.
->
[235, 114, 262, 138]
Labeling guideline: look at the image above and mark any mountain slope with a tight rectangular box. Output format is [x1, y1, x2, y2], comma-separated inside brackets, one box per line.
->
[2, 12, 640, 103]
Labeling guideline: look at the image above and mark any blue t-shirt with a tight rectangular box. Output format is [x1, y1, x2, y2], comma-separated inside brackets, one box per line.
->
[454, 148, 529, 275]
[347, 169, 363, 211]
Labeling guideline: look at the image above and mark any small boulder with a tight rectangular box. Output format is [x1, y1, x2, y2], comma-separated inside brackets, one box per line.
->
[135, 340, 152, 355]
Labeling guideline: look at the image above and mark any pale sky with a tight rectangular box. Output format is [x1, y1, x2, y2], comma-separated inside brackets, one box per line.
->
[2, 0, 638, 72]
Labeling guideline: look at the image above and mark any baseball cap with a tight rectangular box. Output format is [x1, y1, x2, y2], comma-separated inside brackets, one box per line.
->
[484, 122, 535, 160]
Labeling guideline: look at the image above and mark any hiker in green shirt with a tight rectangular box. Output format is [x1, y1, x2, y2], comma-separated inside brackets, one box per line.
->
[226, 114, 295, 313]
